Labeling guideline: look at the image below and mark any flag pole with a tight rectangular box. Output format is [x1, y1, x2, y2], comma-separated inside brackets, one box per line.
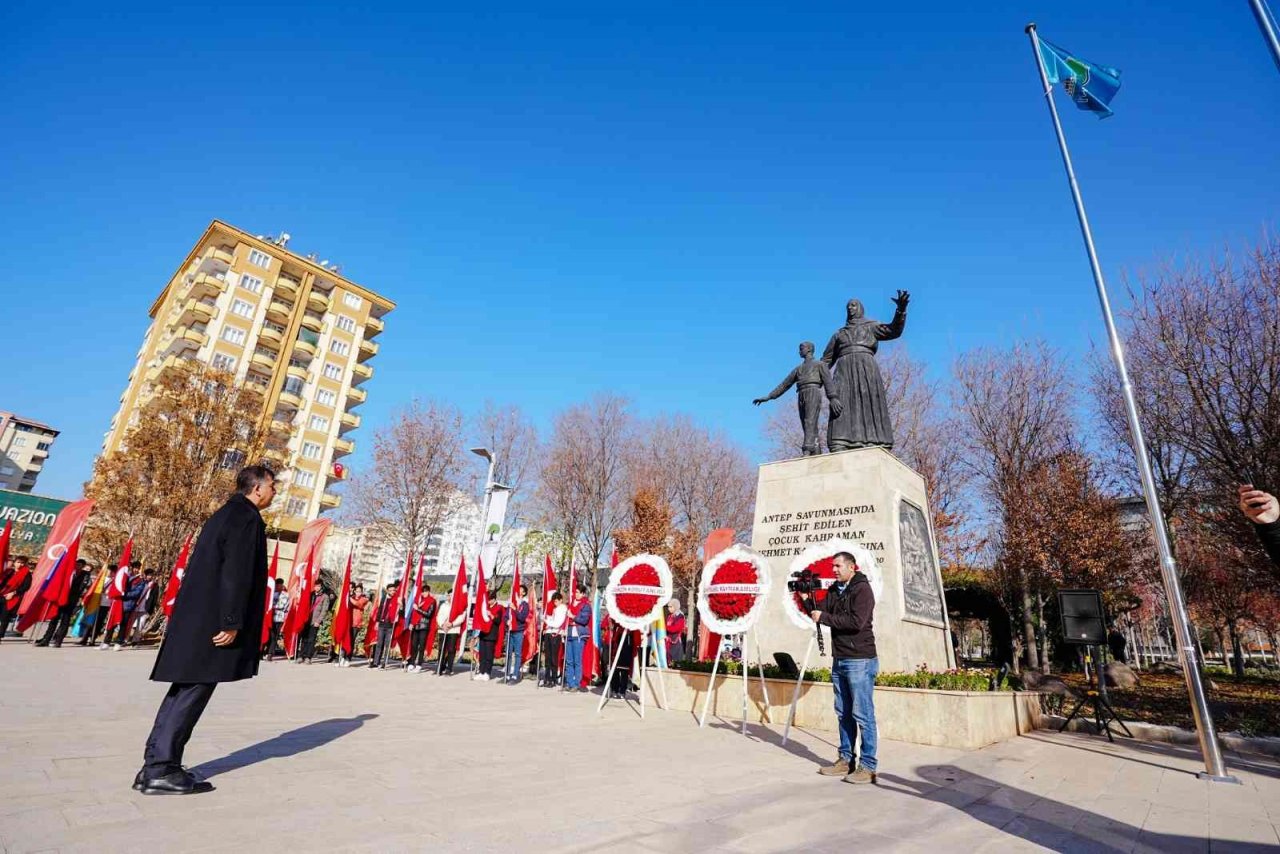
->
[1248, 0, 1280, 74]
[1025, 23, 1234, 784]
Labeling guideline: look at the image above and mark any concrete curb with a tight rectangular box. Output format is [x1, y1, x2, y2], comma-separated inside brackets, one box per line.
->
[1042, 714, 1280, 758]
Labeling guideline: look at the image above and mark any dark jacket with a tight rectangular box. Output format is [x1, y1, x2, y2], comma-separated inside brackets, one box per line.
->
[817, 572, 877, 660]
[121, 575, 145, 610]
[376, 593, 399, 627]
[481, 605, 504, 642]
[567, 600, 591, 639]
[510, 600, 530, 633]
[65, 568, 93, 609]
[309, 590, 333, 626]
[1256, 520, 1280, 569]
[150, 494, 268, 684]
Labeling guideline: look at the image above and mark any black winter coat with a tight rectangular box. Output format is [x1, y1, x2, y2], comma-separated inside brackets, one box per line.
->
[817, 572, 878, 660]
[151, 494, 268, 684]
[1256, 520, 1280, 569]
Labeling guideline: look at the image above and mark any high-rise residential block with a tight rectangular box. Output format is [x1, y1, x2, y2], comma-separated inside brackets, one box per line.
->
[102, 220, 394, 534]
[0, 412, 59, 493]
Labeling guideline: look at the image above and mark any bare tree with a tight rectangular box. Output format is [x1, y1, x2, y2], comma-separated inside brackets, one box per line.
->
[953, 342, 1075, 671]
[344, 400, 467, 571]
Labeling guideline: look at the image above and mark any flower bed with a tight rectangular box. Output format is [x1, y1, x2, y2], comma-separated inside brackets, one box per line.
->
[670, 659, 1014, 693]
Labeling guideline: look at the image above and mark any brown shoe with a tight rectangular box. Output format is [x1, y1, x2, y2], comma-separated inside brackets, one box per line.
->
[818, 758, 851, 777]
[842, 767, 877, 785]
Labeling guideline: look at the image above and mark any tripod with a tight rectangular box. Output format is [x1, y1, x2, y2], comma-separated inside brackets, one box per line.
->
[1058, 644, 1133, 743]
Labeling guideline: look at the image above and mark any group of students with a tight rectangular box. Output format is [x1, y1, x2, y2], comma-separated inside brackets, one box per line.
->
[0, 555, 160, 649]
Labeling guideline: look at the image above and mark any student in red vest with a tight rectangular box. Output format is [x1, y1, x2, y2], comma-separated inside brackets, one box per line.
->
[475, 590, 504, 681]
[406, 583, 437, 672]
[539, 591, 567, 688]
[369, 582, 400, 670]
[0, 555, 34, 642]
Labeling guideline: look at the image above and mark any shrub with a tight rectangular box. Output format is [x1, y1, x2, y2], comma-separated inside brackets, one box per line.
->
[669, 659, 1013, 692]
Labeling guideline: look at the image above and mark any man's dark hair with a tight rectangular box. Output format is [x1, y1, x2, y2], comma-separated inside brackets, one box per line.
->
[550, 591, 563, 602]
[833, 551, 858, 567]
[75, 559, 87, 567]
[274, 578, 285, 587]
[574, 583, 586, 594]
[107, 563, 118, 571]
[144, 569, 155, 577]
[130, 560, 142, 570]
[519, 584, 528, 596]
[236, 464, 276, 494]
[486, 590, 497, 601]
[422, 583, 431, 593]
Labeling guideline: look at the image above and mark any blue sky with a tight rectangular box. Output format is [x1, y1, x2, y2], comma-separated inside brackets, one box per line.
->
[2, 2, 1277, 501]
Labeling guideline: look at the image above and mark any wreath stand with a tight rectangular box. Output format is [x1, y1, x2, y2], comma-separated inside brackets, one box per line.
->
[698, 631, 773, 735]
[597, 627, 668, 718]
[781, 633, 816, 746]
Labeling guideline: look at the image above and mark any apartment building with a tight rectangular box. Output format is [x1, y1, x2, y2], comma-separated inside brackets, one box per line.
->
[102, 220, 394, 535]
[0, 412, 59, 493]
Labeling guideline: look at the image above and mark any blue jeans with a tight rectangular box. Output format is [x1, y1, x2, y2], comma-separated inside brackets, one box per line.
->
[505, 631, 525, 682]
[564, 636, 586, 687]
[832, 657, 879, 771]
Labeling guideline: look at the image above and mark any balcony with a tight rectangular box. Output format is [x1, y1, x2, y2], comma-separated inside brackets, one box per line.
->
[365, 315, 385, 336]
[188, 272, 227, 300]
[306, 289, 331, 312]
[264, 299, 293, 323]
[244, 374, 271, 396]
[179, 326, 208, 348]
[278, 388, 302, 408]
[346, 386, 367, 405]
[145, 354, 197, 384]
[351, 362, 372, 384]
[257, 324, 283, 349]
[300, 311, 325, 333]
[179, 298, 217, 324]
[270, 418, 294, 438]
[333, 437, 355, 456]
[263, 447, 288, 467]
[293, 336, 317, 358]
[274, 275, 300, 298]
[357, 339, 378, 361]
[286, 363, 309, 382]
[319, 492, 342, 510]
[206, 246, 234, 266]
[340, 411, 361, 431]
[250, 349, 277, 370]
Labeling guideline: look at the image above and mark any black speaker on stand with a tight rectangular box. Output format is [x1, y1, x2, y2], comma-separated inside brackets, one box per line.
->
[1056, 589, 1132, 742]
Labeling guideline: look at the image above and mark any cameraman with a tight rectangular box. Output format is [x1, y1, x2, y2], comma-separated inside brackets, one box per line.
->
[809, 551, 878, 785]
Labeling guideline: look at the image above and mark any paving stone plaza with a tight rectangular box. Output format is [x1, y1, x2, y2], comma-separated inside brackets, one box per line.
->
[1, 644, 1277, 853]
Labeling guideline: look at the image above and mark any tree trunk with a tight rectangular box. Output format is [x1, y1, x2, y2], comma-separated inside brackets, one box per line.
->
[1226, 619, 1245, 678]
[1019, 575, 1039, 671]
[1036, 591, 1050, 674]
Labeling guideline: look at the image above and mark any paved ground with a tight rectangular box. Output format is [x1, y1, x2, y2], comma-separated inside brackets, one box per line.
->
[1, 643, 1278, 853]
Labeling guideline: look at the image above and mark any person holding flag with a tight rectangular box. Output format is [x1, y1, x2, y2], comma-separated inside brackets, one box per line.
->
[504, 584, 530, 684]
[138, 464, 275, 796]
[34, 558, 92, 648]
[407, 582, 437, 672]
[20, 530, 87, 643]
[330, 551, 354, 666]
[73, 563, 109, 645]
[563, 583, 592, 692]
[160, 534, 192, 623]
[80, 563, 117, 647]
[102, 561, 142, 649]
[341, 583, 369, 667]
[264, 579, 289, 661]
[369, 581, 400, 669]
[539, 591, 567, 688]
[0, 555, 34, 642]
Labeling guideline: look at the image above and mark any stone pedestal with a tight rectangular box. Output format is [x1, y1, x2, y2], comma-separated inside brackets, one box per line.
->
[749, 447, 954, 674]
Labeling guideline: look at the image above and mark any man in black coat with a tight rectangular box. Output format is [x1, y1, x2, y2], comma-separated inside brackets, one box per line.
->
[135, 465, 275, 795]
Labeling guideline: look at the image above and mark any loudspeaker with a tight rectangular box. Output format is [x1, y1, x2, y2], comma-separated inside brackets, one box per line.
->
[1057, 589, 1106, 645]
[773, 652, 800, 679]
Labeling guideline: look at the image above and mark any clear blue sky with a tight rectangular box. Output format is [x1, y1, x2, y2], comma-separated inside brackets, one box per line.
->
[2, 2, 1277, 500]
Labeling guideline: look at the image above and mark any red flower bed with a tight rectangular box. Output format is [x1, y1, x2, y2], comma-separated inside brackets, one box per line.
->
[707, 559, 759, 621]
[615, 563, 661, 618]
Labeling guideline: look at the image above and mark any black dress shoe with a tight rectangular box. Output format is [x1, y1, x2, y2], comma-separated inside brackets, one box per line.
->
[139, 770, 214, 796]
[33, 640, 49, 647]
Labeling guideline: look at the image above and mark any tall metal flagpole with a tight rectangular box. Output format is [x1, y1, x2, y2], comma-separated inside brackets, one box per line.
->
[1248, 0, 1280, 74]
[1024, 23, 1236, 783]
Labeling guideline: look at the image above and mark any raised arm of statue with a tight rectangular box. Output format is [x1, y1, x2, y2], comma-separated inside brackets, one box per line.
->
[875, 290, 909, 341]
[753, 367, 799, 405]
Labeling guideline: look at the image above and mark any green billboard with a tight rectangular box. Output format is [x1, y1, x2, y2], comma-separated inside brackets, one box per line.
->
[0, 489, 72, 556]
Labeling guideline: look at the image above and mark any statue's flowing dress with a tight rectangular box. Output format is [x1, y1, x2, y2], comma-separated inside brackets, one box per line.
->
[820, 310, 905, 450]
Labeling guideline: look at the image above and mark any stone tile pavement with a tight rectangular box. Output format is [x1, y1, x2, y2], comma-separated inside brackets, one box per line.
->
[1, 642, 1277, 853]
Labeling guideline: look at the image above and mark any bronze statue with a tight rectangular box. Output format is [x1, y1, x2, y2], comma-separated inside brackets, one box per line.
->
[753, 342, 843, 456]
[821, 290, 909, 451]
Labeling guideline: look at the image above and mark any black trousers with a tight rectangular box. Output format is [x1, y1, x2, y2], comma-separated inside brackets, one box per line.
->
[541, 634, 562, 684]
[143, 682, 217, 776]
[265, 621, 285, 658]
[439, 633, 459, 673]
[478, 638, 497, 676]
[104, 610, 135, 645]
[611, 634, 635, 695]
[372, 624, 395, 667]
[300, 623, 320, 660]
[84, 605, 110, 644]
[409, 628, 430, 666]
[40, 603, 76, 644]
[0, 607, 15, 639]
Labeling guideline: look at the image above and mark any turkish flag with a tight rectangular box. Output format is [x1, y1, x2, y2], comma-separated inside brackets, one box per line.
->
[283, 542, 317, 658]
[332, 549, 354, 656]
[261, 542, 279, 647]
[447, 556, 468, 623]
[17, 529, 84, 632]
[18, 500, 94, 626]
[162, 534, 192, 618]
[472, 557, 492, 632]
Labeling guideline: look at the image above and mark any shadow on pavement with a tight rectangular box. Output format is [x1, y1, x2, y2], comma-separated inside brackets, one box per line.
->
[1023, 730, 1280, 781]
[879, 765, 1263, 853]
[190, 714, 378, 779]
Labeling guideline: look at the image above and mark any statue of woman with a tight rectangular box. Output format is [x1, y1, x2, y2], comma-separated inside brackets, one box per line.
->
[820, 291, 909, 451]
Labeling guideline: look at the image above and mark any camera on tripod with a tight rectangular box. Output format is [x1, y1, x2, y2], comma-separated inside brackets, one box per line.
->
[788, 569, 827, 655]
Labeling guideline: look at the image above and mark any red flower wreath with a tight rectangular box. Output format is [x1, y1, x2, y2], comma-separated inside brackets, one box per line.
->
[707, 559, 759, 621]
[615, 563, 660, 619]
[790, 555, 835, 617]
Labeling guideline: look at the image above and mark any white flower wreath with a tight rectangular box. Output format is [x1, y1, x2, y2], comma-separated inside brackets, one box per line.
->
[782, 539, 884, 631]
[605, 553, 674, 632]
[696, 544, 772, 636]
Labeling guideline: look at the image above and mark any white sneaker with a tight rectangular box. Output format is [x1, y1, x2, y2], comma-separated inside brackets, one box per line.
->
[112, 644, 122, 651]
[98, 643, 109, 650]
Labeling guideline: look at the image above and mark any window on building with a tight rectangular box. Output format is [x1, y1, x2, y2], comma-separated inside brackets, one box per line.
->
[315, 389, 337, 407]
[248, 249, 273, 268]
[293, 470, 316, 488]
[309, 415, 329, 432]
[211, 353, 237, 372]
[239, 273, 264, 293]
[329, 340, 350, 356]
[283, 376, 305, 396]
[247, 372, 271, 390]
[36, 441, 51, 451]
[323, 363, 343, 381]
[0, 465, 16, 476]
[286, 497, 308, 516]
[221, 326, 247, 345]
[218, 449, 246, 470]
[10, 436, 26, 448]
[336, 315, 357, 333]
[342, 292, 362, 309]
[301, 441, 322, 460]
[230, 299, 254, 319]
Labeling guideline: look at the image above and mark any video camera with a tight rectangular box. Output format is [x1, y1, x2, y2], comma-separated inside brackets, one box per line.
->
[787, 568, 827, 656]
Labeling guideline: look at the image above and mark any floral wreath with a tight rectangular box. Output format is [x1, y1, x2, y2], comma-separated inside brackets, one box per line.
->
[782, 539, 884, 631]
[605, 553, 673, 632]
[696, 544, 771, 636]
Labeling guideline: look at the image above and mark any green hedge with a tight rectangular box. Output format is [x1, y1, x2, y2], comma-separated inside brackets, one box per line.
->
[669, 659, 1014, 692]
